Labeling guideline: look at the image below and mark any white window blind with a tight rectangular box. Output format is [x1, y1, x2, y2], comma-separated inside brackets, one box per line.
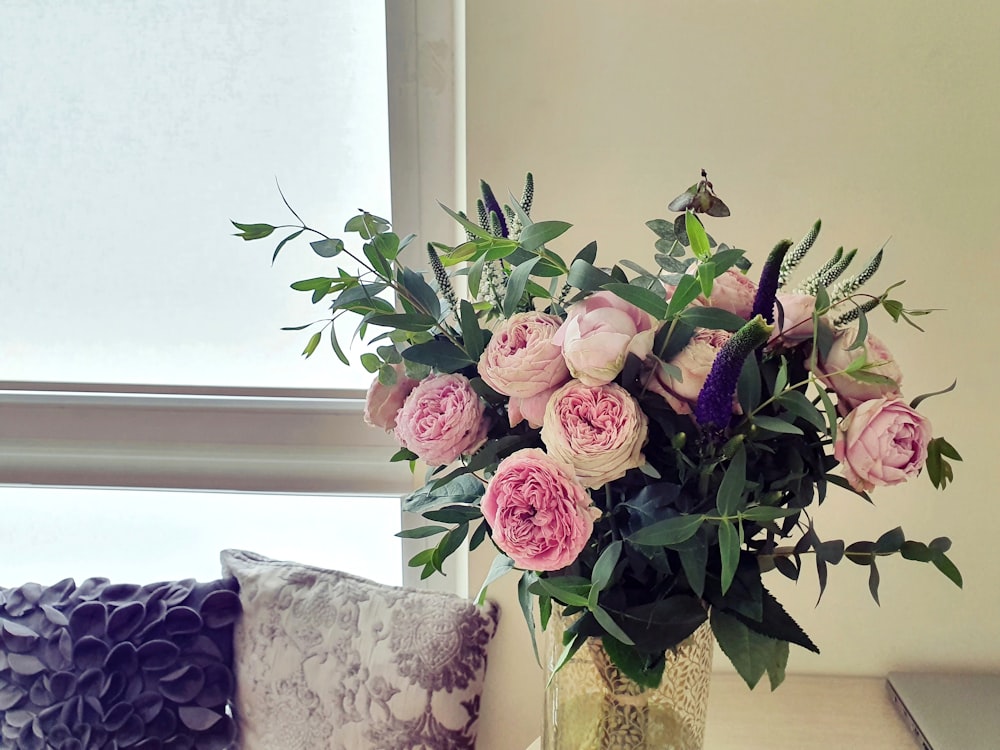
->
[0, 0, 390, 389]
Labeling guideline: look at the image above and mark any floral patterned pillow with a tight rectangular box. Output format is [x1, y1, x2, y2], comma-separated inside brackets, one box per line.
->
[220, 549, 500, 750]
[0, 576, 241, 750]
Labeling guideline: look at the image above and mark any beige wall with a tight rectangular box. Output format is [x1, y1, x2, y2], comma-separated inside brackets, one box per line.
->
[466, 2, 1000, 748]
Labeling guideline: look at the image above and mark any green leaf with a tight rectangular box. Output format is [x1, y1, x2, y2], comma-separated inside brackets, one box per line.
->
[679, 307, 747, 332]
[718, 520, 740, 594]
[816, 384, 838, 441]
[874, 526, 905, 554]
[697, 261, 716, 298]
[366, 312, 438, 332]
[476, 554, 515, 605]
[422, 505, 482, 524]
[519, 220, 572, 253]
[574, 240, 598, 266]
[547, 630, 585, 688]
[329, 325, 349, 365]
[716, 445, 747, 516]
[402, 474, 484, 513]
[271, 229, 304, 262]
[766, 640, 790, 690]
[503, 256, 541, 317]
[360, 353, 380, 373]
[777, 390, 827, 430]
[602, 283, 669, 319]
[310, 238, 344, 258]
[711, 609, 785, 690]
[530, 576, 591, 608]
[933, 552, 963, 588]
[685, 212, 711, 261]
[910, 380, 957, 410]
[627, 514, 705, 547]
[402, 339, 475, 373]
[737, 354, 761, 414]
[518, 572, 541, 665]
[439, 201, 494, 240]
[430, 523, 469, 572]
[751, 415, 804, 435]
[665, 275, 702, 317]
[602, 638, 665, 690]
[590, 541, 622, 594]
[459, 300, 485, 361]
[567, 259, 615, 293]
[868, 560, 881, 605]
[590, 606, 635, 646]
[395, 525, 449, 539]
[400, 267, 442, 319]
[301, 331, 321, 358]
[231, 221, 275, 240]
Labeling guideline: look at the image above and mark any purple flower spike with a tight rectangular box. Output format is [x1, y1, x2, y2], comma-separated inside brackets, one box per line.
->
[695, 315, 774, 435]
[480, 180, 509, 238]
[751, 239, 793, 323]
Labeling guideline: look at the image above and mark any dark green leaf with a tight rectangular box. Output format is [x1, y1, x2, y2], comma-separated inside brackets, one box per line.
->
[590, 541, 622, 594]
[933, 552, 963, 588]
[602, 638, 665, 690]
[400, 267, 442, 319]
[602, 283, 669, 319]
[329, 324, 349, 365]
[574, 240, 598, 266]
[366, 312, 438, 332]
[711, 609, 783, 690]
[530, 576, 591, 608]
[423, 505, 482, 524]
[900, 541, 934, 562]
[431, 523, 469, 572]
[591, 606, 634, 645]
[395, 525, 449, 539]
[737, 355, 761, 414]
[716, 445, 747, 516]
[518, 572, 540, 664]
[439, 202, 493, 240]
[402, 339, 475, 373]
[271, 229, 304, 262]
[815, 540, 845, 565]
[310, 238, 344, 258]
[469, 519, 489, 551]
[874, 526, 905, 554]
[868, 561, 881, 605]
[777, 390, 827, 430]
[402, 474, 484, 513]
[740, 506, 800, 523]
[910, 380, 957, 410]
[503, 256, 541, 317]
[679, 307, 747, 331]
[751, 415, 804, 435]
[718, 520, 740, 594]
[665, 275, 702, 317]
[459, 300, 485, 360]
[567, 259, 615, 293]
[627, 514, 705, 547]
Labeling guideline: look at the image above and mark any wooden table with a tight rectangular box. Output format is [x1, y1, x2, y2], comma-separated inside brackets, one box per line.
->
[526, 674, 917, 749]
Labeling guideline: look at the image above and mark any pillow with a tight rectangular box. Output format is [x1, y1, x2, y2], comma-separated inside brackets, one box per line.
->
[0, 576, 241, 750]
[220, 549, 500, 750]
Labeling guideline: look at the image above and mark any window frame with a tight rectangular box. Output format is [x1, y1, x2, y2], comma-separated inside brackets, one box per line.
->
[0, 1, 466, 585]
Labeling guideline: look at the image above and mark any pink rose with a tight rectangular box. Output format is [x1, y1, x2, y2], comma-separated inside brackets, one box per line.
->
[507, 386, 558, 429]
[645, 328, 734, 417]
[540, 380, 648, 489]
[814, 327, 902, 415]
[363, 364, 420, 431]
[393, 373, 489, 466]
[553, 291, 658, 386]
[479, 312, 570, 398]
[834, 397, 932, 492]
[770, 292, 822, 346]
[703, 268, 757, 318]
[481, 448, 599, 571]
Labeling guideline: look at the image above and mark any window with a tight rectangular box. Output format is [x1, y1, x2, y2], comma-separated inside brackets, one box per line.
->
[0, 3, 464, 589]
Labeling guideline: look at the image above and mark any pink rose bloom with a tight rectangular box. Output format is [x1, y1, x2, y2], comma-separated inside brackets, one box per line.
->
[553, 291, 658, 386]
[541, 380, 648, 489]
[834, 397, 932, 492]
[770, 292, 822, 346]
[479, 312, 570, 398]
[814, 327, 902, 415]
[507, 386, 558, 429]
[703, 268, 757, 318]
[363, 364, 420, 431]
[393, 373, 489, 466]
[645, 328, 734, 417]
[481, 448, 600, 571]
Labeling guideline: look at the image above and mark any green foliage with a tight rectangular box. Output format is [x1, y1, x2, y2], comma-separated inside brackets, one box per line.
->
[240, 171, 960, 695]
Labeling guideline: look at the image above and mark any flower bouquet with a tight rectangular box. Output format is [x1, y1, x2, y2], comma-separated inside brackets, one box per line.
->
[234, 171, 961, 699]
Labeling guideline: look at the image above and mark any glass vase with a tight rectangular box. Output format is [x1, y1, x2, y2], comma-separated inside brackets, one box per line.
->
[542, 614, 714, 750]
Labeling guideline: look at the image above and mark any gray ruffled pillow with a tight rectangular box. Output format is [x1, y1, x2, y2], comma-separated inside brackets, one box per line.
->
[0, 576, 241, 750]
[221, 549, 499, 750]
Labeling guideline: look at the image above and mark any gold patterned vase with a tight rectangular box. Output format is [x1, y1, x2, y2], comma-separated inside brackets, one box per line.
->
[542, 614, 714, 750]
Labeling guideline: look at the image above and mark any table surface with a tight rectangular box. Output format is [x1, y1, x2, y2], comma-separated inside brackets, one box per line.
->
[526, 674, 918, 750]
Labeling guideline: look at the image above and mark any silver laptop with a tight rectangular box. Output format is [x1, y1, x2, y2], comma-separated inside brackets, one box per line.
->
[887, 672, 1000, 750]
